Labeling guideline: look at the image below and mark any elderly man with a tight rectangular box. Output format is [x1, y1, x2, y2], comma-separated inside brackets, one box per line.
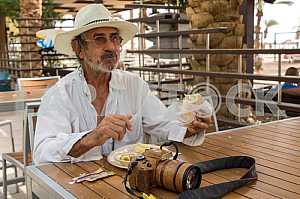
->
[33, 4, 211, 164]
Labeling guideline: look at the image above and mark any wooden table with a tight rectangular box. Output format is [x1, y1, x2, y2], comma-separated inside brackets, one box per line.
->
[0, 89, 45, 111]
[25, 117, 300, 199]
[0, 89, 45, 103]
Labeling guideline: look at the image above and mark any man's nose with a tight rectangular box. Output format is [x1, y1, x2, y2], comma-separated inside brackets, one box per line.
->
[103, 39, 116, 51]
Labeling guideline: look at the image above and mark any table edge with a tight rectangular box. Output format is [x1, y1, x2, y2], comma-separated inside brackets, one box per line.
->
[26, 165, 77, 199]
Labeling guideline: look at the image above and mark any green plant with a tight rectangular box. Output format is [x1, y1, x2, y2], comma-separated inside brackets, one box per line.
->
[43, 0, 59, 18]
[0, 0, 20, 18]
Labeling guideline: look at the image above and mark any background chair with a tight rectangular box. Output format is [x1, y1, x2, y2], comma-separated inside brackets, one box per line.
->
[17, 76, 60, 92]
[0, 120, 20, 193]
[1, 102, 40, 199]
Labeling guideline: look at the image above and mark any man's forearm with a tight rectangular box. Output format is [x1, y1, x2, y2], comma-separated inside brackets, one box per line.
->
[68, 131, 102, 158]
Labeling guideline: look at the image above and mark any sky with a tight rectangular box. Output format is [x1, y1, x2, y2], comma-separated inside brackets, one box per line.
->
[262, 1, 300, 44]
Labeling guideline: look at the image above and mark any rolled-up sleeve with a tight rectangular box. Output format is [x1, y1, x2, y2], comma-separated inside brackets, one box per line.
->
[33, 89, 98, 164]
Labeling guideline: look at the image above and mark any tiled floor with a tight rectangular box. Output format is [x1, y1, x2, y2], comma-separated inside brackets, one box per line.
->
[0, 110, 26, 199]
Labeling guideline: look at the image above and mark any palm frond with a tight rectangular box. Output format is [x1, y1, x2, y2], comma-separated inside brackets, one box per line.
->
[275, 1, 295, 6]
[266, 19, 279, 27]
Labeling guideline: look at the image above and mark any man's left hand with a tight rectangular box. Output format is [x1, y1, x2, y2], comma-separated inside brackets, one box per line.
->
[185, 117, 212, 138]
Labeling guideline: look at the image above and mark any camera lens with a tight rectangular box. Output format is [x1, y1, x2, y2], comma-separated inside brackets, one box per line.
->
[185, 167, 201, 189]
[183, 166, 201, 190]
[155, 160, 201, 192]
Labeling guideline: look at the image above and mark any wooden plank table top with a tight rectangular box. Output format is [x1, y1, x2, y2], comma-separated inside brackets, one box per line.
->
[26, 117, 300, 199]
[0, 89, 45, 104]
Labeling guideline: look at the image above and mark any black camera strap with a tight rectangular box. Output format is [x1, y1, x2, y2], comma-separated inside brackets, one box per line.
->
[178, 156, 257, 199]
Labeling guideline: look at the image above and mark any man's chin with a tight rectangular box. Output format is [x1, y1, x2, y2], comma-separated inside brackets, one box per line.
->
[93, 65, 115, 74]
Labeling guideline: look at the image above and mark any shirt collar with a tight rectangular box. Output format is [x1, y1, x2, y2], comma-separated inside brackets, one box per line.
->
[109, 69, 126, 90]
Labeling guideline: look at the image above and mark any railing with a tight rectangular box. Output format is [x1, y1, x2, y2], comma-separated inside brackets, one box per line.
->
[126, 48, 300, 122]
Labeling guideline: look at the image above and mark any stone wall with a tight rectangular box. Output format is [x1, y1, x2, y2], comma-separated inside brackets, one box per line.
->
[186, 0, 246, 117]
[20, 0, 42, 77]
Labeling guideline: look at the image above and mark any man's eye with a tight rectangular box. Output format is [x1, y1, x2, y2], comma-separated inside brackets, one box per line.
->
[94, 37, 106, 43]
[112, 35, 122, 42]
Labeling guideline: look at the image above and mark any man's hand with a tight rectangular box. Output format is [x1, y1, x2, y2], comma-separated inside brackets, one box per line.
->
[92, 114, 133, 143]
[185, 116, 212, 138]
[68, 114, 132, 158]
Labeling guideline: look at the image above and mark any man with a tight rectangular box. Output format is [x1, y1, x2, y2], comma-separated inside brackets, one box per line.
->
[33, 4, 211, 164]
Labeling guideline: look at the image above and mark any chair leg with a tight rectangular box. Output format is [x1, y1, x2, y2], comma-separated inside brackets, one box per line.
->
[14, 166, 19, 193]
[2, 158, 7, 199]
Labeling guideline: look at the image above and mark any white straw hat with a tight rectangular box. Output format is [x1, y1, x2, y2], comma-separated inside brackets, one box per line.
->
[54, 4, 138, 56]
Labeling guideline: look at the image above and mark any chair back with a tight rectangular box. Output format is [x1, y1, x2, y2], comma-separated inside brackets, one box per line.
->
[23, 102, 40, 166]
[17, 76, 60, 92]
[27, 113, 37, 154]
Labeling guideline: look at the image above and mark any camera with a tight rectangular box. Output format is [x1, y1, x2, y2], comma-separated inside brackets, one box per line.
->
[125, 142, 201, 193]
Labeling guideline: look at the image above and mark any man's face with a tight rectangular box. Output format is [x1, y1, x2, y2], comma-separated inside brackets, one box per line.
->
[79, 27, 122, 73]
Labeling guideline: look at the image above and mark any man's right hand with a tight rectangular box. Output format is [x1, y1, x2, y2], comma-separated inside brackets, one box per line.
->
[68, 114, 133, 158]
[91, 114, 133, 145]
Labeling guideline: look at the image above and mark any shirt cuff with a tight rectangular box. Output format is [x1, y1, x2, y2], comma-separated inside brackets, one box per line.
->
[57, 130, 92, 160]
[167, 121, 206, 146]
[182, 131, 205, 146]
[167, 121, 187, 143]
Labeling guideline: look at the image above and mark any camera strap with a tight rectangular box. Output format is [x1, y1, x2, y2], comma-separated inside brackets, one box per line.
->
[178, 156, 257, 199]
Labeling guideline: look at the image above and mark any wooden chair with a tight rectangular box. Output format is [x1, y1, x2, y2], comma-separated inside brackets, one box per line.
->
[0, 120, 19, 192]
[1, 102, 40, 199]
[17, 76, 60, 92]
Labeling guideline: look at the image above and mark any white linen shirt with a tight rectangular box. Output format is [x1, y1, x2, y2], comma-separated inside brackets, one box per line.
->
[33, 69, 206, 164]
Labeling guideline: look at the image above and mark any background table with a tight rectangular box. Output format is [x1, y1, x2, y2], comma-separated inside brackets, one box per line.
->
[0, 89, 45, 111]
[26, 117, 300, 199]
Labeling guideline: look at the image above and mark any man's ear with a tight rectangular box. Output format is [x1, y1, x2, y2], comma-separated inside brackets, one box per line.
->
[71, 39, 84, 59]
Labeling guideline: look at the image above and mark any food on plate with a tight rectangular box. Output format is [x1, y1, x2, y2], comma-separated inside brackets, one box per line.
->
[116, 152, 139, 167]
[134, 143, 151, 153]
[114, 144, 157, 167]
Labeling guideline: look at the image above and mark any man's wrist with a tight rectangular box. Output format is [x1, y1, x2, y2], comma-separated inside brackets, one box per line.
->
[87, 129, 106, 147]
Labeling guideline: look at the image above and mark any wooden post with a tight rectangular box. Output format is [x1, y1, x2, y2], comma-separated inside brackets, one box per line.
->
[242, 0, 254, 75]
[20, 0, 42, 77]
[0, 16, 8, 71]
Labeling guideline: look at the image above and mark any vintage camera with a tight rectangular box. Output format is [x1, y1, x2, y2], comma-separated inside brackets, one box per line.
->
[125, 142, 201, 193]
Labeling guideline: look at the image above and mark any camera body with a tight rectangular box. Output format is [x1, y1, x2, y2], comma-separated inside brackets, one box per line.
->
[128, 146, 201, 193]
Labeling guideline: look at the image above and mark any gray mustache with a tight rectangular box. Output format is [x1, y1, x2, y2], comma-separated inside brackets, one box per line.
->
[101, 52, 116, 59]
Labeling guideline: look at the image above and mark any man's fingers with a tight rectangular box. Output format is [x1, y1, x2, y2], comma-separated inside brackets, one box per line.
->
[110, 117, 126, 128]
[103, 127, 119, 140]
[108, 124, 126, 141]
[126, 114, 133, 131]
[126, 114, 132, 120]
[187, 127, 197, 135]
[192, 120, 209, 130]
[109, 114, 133, 131]
[186, 120, 209, 138]
[203, 117, 212, 124]
[195, 116, 212, 125]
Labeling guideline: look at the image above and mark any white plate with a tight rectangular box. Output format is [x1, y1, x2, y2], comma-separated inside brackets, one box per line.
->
[107, 143, 163, 169]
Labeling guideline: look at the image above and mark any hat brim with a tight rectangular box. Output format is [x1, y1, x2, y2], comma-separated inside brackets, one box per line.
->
[54, 20, 138, 56]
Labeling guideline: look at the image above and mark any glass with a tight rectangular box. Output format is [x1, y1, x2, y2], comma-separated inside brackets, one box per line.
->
[84, 34, 123, 46]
